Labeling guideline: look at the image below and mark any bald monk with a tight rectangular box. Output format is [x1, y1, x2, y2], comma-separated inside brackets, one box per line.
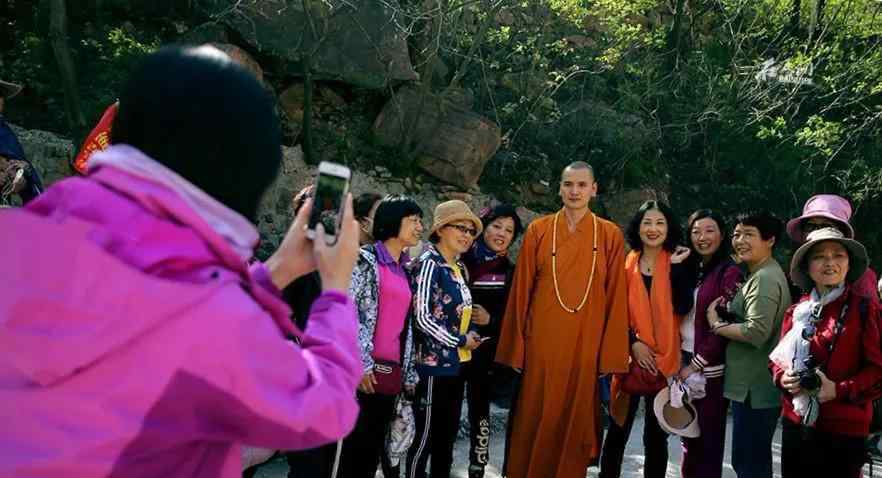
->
[496, 162, 629, 478]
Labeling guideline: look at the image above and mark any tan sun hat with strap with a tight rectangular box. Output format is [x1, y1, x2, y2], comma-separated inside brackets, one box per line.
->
[430, 200, 483, 237]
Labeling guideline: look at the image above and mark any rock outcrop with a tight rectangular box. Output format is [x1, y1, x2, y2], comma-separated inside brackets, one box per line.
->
[373, 86, 501, 190]
[206, 0, 418, 89]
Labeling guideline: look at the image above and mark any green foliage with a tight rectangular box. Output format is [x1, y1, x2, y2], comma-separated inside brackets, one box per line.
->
[3, 0, 882, 267]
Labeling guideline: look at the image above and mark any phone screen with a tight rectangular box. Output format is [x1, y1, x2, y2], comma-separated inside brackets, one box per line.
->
[308, 172, 348, 238]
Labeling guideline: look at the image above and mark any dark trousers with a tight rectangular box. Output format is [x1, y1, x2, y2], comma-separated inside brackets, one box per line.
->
[242, 443, 340, 478]
[681, 377, 728, 478]
[459, 348, 494, 476]
[730, 399, 780, 478]
[285, 443, 340, 478]
[599, 392, 669, 478]
[339, 392, 398, 478]
[781, 419, 866, 478]
[405, 375, 465, 478]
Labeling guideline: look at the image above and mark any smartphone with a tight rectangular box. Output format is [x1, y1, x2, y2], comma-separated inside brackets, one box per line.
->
[306, 161, 351, 245]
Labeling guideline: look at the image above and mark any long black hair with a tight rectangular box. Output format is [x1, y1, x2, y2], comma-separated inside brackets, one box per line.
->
[625, 200, 682, 252]
[685, 209, 731, 277]
[112, 45, 281, 222]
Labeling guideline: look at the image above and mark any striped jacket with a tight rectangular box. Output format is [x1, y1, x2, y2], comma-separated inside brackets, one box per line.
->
[409, 244, 475, 376]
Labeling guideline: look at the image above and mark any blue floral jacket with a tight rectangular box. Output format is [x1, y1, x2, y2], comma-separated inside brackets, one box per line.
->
[409, 244, 475, 376]
[349, 244, 418, 387]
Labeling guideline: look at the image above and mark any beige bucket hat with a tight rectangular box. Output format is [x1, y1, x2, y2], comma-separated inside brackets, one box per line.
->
[789, 227, 868, 290]
[430, 200, 482, 237]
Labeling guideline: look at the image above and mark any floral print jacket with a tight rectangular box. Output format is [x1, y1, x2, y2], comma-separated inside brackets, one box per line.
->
[349, 244, 418, 387]
[410, 244, 475, 376]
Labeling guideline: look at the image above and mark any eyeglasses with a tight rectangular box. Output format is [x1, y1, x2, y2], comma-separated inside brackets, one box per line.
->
[446, 224, 478, 237]
[803, 221, 835, 234]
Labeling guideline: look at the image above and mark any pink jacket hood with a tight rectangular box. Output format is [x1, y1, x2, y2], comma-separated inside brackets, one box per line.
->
[0, 145, 361, 477]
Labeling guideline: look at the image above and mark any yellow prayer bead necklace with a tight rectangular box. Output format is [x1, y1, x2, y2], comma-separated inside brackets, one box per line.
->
[551, 210, 598, 313]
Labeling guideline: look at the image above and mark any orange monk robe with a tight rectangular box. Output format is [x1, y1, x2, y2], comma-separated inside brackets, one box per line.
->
[496, 210, 629, 478]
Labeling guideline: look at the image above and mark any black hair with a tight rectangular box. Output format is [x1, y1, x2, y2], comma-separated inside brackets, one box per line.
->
[354, 192, 383, 221]
[735, 211, 782, 245]
[481, 204, 524, 241]
[372, 194, 423, 242]
[112, 45, 281, 223]
[686, 209, 731, 271]
[625, 200, 682, 252]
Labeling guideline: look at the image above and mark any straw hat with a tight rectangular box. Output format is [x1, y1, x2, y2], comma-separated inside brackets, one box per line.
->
[789, 227, 868, 290]
[653, 386, 700, 438]
[430, 200, 482, 237]
[0, 79, 22, 99]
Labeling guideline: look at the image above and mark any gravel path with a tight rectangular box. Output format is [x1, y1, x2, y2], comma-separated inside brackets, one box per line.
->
[252, 402, 879, 478]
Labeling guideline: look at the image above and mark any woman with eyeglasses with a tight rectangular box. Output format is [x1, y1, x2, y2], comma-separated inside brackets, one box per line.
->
[338, 194, 424, 478]
[705, 211, 790, 478]
[405, 200, 485, 478]
[769, 227, 882, 478]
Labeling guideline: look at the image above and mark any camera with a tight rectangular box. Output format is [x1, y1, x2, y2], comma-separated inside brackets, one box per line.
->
[797, 357, 821, 392]
[714, 301, 736, 322]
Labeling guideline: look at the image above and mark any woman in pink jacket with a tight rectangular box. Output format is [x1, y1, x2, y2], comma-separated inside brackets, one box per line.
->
[0, 45, 363, 477]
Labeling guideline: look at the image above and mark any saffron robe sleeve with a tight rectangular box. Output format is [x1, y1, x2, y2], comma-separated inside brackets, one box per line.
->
[597, 224, 629, 374]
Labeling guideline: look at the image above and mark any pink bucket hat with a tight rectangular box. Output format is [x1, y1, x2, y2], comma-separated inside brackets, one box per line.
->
[786, 194, 854, 243]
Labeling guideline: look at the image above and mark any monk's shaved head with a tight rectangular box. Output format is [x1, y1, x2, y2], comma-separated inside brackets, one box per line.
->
[559, 162, 597, 211]
[562, 161, 595, 180]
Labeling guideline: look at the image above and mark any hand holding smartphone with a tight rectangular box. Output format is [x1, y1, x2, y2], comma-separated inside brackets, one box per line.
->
[306, 161, 352, 245]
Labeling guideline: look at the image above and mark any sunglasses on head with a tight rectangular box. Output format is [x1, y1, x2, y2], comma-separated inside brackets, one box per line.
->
[446, 224, 478, 237]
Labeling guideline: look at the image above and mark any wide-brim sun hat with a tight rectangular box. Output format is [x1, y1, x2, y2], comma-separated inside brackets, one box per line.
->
[430, 200, 483, 237]
[789, 227, 868, 290]
[653, 386, 700, 438]
[0, 79, 22, 99]
[786, 194, 854, 243]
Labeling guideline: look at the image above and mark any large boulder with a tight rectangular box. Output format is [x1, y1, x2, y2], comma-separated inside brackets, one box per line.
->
[372, 86, 501, 190]
[212, 43, 264, 83]
[203, 0, 418, 89]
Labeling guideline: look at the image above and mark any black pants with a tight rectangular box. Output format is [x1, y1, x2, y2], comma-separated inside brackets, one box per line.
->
[781, 419, 867, 478]
[285, 443, 340, 478]
[599, 392, 669, 478]
[405, 375, 465, 478]
[338, 392, 398, 478]
[242, 443, 339, 478]
[459, 348, 494, 476]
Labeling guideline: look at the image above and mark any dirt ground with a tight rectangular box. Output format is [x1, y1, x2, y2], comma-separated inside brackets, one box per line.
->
[253, 401, 879, 478]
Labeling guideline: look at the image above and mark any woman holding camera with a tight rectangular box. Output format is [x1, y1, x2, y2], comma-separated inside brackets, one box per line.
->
[769, 227, 882, 477]
[705, 211, 790, 478]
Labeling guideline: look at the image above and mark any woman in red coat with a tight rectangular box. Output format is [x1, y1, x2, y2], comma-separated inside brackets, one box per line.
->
[770, 227, 882, 477]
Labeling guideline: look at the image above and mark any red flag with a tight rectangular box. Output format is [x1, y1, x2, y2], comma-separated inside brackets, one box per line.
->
[73, 102, 118, 175]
